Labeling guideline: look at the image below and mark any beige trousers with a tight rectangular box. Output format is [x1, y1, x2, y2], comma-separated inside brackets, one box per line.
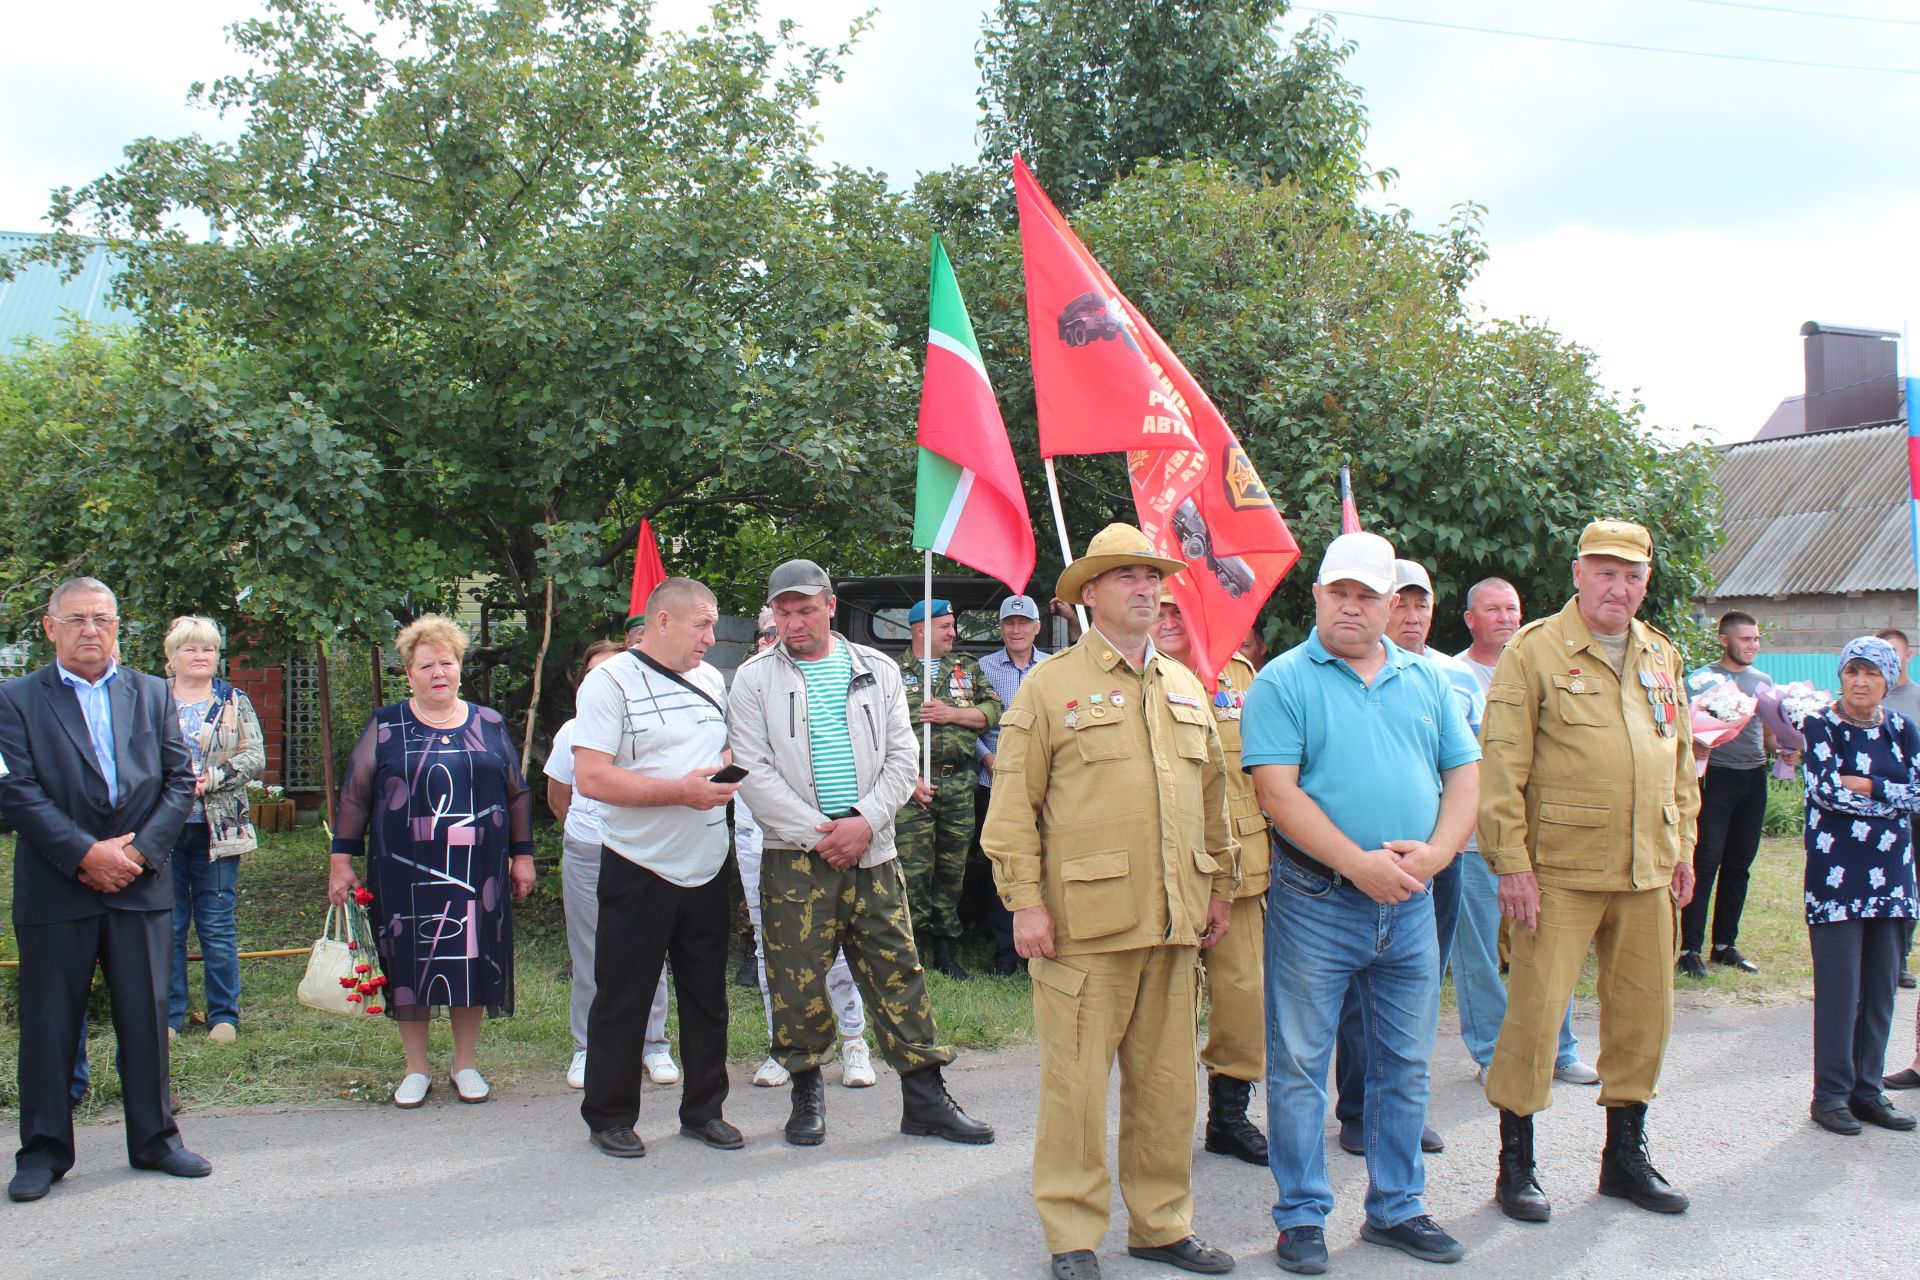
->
[1486, 883, 1676, 1116]
[1029, 945, 1199, 1253]
[1199, 894, 1266, 1081]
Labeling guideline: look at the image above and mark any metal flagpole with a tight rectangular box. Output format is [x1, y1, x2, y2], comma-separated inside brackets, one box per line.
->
[922, 547, 934, 783]
[1043, 457, 1090, 631]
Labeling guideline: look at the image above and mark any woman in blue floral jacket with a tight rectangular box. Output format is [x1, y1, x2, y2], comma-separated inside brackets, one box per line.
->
[1799, 635, 1920, 1136]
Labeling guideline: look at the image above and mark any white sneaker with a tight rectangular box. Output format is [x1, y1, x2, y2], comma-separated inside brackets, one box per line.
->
[450, 1067, 490, 1103]
[1554, 1059, 1601, 1086]
[566, 1049, 587, 1089]
[840, 1037, 876, 1088]
[752, 1056, 791, 1087]
[393, 1072, 431, 1108]
[643, 1050, 681, 1085]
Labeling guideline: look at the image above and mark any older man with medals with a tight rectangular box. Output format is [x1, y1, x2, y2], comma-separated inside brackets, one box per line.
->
[1478, 519, 1701, 1225]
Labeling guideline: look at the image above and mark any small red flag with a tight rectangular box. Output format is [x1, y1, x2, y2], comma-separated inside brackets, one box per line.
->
[1013, 155, 1299, 688]
[626, 517, 667, 628]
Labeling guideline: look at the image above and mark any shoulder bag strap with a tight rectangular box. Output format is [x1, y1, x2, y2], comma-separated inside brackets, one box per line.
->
[628, 650, 726, 720]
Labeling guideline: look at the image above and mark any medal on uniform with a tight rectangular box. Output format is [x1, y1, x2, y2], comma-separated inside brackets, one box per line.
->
[1110, 690, 1125, 708]
[1064, 710, 1078, 729]
[1089, 692, 1104, 705]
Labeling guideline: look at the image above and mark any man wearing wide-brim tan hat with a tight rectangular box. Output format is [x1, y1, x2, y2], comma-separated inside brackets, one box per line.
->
[1478, 518, 1700, 1226]
[982, 523, 1238, 1280]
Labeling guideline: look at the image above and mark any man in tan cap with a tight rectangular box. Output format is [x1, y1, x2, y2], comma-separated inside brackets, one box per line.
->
[982, 524, 1237, 1280]
[1150, 596, 1270, 1166]
[1479, 520, 1700, 1225]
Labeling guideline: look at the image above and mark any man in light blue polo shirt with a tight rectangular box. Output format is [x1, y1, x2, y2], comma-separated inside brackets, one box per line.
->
[1331, 559, 1487, 1159]
[1243, 533, 1481, 1274]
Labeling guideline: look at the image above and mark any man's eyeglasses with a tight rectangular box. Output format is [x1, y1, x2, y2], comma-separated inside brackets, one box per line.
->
[49, 614, 119, 630]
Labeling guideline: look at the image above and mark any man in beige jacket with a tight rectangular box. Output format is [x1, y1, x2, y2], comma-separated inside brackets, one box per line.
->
[982, 525, 1237, 1280]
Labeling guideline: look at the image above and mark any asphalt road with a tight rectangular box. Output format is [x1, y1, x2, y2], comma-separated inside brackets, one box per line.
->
[3, 993, 1914, 1280]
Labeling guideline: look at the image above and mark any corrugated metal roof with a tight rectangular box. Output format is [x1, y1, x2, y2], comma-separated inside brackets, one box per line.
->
[0, 230, 132, 348]
[1704, 420, 1912, 598]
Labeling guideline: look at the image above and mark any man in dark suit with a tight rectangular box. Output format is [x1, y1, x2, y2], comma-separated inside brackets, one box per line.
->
[2, 577, 207, 1202]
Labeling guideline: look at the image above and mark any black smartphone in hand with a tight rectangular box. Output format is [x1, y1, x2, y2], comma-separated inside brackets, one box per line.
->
[710, 764, 748, 784]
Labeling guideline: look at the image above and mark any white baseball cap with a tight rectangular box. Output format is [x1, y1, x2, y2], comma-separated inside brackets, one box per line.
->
[1317, 532, 1397, 594]
[1392, 559, 1433, 596]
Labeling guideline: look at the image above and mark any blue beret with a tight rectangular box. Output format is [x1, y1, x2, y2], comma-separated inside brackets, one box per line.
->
[907, 599, 953, 624]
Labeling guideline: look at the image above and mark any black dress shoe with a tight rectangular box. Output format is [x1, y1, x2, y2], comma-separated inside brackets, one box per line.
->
[1676, 951, 1709, 980]
[132, 1148, 212, 1178]
[7, 1167, 59, 1202]
[1883, 1068, 1920, 1090]
[1126, 1235, 1234, 1275]
[1811, 1104, 1861, 1135]
[1900, 967, 1917, 990]
[680, 1117, 745, 1150]
[1336, 1117, 1363, 1155]
[588, 1125, 648, 1158]
[1710, 946, 1759, 974]
[1051, 1250, 1100, 1280]
[1848, 1094, 1917, 1131]
[993, 953, 1021, 977]
[1421, 1124, 1445, 1154]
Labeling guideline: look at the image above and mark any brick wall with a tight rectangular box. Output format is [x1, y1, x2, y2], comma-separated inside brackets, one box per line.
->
[1701, 591, 1920, 652]
[227, 648, 286, 788]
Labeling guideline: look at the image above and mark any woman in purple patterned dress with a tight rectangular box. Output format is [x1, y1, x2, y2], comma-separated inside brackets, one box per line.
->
[329, 616, 534, 1109]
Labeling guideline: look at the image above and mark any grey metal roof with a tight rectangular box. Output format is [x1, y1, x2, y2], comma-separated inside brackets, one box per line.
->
[1704, 419, 1913, 599]
[0, 231, 132, 349]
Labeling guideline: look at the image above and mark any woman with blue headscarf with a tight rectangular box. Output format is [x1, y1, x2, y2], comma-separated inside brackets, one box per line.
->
[1799, 635, 1920, 1136]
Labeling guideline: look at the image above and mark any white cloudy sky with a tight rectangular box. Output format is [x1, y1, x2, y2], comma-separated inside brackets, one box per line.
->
[5, 1, 1916, 442]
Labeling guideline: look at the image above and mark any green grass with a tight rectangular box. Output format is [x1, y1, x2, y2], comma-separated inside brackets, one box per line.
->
[0, 825, 1824, 1121]
[0, 826, 1033, 1120]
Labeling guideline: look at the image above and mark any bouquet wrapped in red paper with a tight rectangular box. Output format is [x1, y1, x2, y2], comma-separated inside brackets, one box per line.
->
[1690, 680, 1757, 777]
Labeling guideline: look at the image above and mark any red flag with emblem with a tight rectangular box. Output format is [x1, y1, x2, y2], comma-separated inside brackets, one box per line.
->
[1013, 155, 1298, 688]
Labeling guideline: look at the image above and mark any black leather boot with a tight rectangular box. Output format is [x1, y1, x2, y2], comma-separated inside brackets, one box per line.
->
[933, 939, 972, 981]
[1203, 1074, 1268, 1164]
[784, 1067, 826, 1146]
[1599, 1103, 1689, 1213]
[1494, 1109, 1551, 1222]
[900, 1065, 994, 1144]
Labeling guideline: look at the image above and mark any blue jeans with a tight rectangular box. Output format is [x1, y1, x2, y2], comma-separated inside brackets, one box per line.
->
[1267, 856, 1439, 1232]
[169, 823, 242, 1029]
[1452, 850, 1579, 1070]
[1334, 857, 1461, 1125]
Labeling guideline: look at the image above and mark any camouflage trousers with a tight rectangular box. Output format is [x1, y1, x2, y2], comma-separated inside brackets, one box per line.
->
[895, 772, 976, 944]
[759, 847, 954, 1076]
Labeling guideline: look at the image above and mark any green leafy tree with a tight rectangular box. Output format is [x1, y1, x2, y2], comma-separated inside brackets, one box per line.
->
[931, 162, 1719, 649]
[976, 0, 1380, 212]
[29, 0, 925, 731]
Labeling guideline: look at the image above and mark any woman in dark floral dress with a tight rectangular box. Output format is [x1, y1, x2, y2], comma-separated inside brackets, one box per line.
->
[330, 616, 534, 1108]
[1799, 635, 1920, 1136]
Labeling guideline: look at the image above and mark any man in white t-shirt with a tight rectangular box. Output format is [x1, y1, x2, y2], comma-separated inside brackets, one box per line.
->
[545, 645, 678, 1091]
[572, 578, 742, 1158]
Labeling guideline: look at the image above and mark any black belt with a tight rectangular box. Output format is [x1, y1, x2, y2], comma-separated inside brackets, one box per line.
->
[1271, 830, 1344, 887]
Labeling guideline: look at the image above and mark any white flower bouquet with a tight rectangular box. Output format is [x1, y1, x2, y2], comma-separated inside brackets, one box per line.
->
[1690, 679, 1757, 777]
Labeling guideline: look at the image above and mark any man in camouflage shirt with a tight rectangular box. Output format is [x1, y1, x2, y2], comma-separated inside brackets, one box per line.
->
[897, 598, 1001, 979]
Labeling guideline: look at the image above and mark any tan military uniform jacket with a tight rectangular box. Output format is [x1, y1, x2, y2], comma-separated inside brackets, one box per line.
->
[982, 629, 1236, 956]
[1477, 598, 1701, 891]
[1213, 654, 1270, 898]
